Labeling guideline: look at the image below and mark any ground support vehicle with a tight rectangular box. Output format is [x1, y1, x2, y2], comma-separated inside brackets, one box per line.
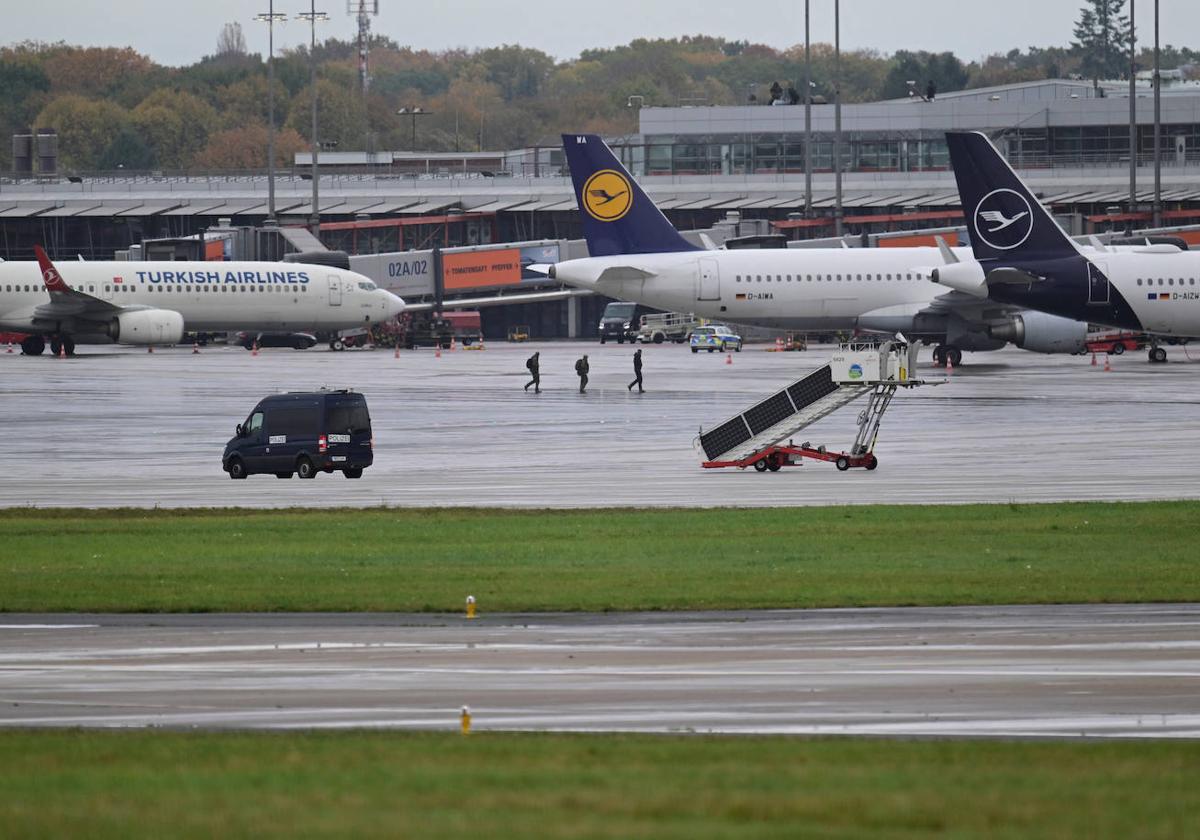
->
[1085, 331, 1142, 356]
[768, 333, 808, 352]
[507, 325, 530, 342]
[637, 312, 699, 344]
[697, 341, 933, 473]
[237, 331, 318, 351]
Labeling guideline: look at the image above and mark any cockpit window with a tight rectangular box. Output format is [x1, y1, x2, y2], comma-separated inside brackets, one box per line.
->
[358, 281, 377, 291]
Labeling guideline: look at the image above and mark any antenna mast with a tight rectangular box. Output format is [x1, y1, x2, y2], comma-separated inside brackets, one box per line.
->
[349, 1, 379, 97]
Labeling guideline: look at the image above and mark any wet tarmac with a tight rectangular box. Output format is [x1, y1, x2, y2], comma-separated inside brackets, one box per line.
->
[3, 339, 1200, 508]
[0, 605, 1196, 737]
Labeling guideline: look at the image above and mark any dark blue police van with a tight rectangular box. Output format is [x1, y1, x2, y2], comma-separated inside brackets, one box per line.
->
[223, 390, 373, 480]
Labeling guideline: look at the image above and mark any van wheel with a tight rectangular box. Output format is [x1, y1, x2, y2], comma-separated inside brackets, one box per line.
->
[343, 468, 363, 479]
[330, 339, 345, 351]
[296, 457, 317, 479]
[227, 458, 248, 480]
[275, 472, 293, 479]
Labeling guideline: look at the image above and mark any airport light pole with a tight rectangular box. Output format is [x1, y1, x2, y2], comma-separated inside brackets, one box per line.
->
[254, 3, 287, 224]
[397, 106, 430, 152]
[833, 0, 843, 237]
[803, 0, 812, 217]
[1152, 0, 1161, 228]
[1128, 0, 1136, 217]
[298, 2, 329, 237]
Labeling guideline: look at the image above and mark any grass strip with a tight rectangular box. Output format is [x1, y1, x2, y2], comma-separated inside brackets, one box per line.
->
[1, 502, 1197, 612]
[1, 730, 1196, 839]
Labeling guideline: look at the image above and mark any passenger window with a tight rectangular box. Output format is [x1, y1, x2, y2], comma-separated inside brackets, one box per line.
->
[248, 412, 264, 433]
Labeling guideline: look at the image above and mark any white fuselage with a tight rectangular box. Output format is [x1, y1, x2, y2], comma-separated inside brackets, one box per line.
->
[554, 247, 966, 332]
[1081, 250, 1200, 335]
[0, 261, 405, 338]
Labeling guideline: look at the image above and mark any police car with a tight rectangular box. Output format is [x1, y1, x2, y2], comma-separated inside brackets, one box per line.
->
[690, 325, 743, 353]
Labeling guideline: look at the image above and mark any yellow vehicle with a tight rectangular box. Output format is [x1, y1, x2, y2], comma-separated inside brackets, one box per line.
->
[507, 325, 530, 342]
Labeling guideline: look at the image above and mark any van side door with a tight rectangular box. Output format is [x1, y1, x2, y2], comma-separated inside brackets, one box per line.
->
[241, 410, 269, 473]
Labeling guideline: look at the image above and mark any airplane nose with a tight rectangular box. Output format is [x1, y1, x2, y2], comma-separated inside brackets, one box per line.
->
[386, 292, 406, 317]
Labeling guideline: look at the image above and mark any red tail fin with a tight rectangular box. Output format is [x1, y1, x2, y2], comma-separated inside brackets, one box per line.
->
[34, 245, 70, 293]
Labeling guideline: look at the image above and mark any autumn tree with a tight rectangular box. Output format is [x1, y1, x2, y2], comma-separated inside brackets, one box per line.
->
[285, 78, 367, 149]
[33, 95, 128, 169]
[131, 89, 218, 168]
[193, 125, 307, 169]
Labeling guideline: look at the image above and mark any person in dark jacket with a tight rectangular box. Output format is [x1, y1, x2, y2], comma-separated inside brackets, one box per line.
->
[627, 348, 644, 393]
[524, 351, 540, 393]
[575, 354, 589, 393]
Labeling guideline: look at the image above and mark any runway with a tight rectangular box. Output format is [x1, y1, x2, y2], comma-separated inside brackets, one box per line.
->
[1, 605, 1197, 737]
[2, 340, 1200, 508]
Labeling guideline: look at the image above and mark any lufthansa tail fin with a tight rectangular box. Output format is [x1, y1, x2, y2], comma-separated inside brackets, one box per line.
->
[561, 134, 700, 257]
[946, 131, 1078, 261]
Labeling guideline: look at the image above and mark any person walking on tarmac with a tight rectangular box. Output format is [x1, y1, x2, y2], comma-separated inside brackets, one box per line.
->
[627, 348, 644, 393]
[524, 351, 541, 393]
[575, 354, 589, 394]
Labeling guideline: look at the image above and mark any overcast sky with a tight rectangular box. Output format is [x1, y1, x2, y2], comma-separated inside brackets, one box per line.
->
[4, 1, 1196, 66]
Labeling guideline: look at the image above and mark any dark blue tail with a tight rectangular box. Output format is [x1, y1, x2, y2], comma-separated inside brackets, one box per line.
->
[946, 131, 1078, 261]
[561, 134, 700, 257]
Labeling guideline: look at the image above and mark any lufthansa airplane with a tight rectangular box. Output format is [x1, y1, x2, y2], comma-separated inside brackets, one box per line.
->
[939, 131, 1200, 363]
[544, 134, 1091, 365]
[0, 246, 405, 355]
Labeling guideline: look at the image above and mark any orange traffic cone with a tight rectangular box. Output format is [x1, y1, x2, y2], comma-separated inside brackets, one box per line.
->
[1091, 352, 1097, 366]
[450, 336, 457, 352]
[192, 342, 200, 354]
[5, 343, 12, 353]
[57, 342, 66, 359]
[393, 344, 400, 359]
[725, 352, 732, 365]
[945, 355, 953, 374]
[251, 341, 259, 357]
[435, 343, 442, 358]
[1104, 355, 1112, 372]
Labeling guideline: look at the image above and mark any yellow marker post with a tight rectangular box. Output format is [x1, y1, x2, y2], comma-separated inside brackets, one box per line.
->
[460, 705, 472, 735]
[466, 595, 477, 619]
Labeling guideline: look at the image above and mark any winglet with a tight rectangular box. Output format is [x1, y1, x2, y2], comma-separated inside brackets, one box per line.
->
[937, 238, 959, 264]
[34, 245, 70, 294]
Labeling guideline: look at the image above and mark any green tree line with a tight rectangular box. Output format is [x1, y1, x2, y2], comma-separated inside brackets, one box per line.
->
[1, 25, 1196, 172]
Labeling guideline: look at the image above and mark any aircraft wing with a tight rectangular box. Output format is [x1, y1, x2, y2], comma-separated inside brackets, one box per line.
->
[401, 287, 593, 314]
[916, 288, 1023, 322]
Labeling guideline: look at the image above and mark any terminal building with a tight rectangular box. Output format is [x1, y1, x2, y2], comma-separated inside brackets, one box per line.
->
[3, 79, 1200, 338]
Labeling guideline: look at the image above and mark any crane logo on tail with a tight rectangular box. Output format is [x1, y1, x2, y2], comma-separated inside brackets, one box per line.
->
[582, 169, 633, 222]
[972, 189, 1034, 251]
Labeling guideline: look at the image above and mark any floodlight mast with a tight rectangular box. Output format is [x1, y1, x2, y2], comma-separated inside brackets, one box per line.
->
[298, 3, 330, 236]
[254, 3, 287, 223]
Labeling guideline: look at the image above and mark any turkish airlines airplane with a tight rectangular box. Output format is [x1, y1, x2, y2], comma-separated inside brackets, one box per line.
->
[939, 131, 1199, 362]
[0, 246, 405, 355]
[545, 134, 1094, 365]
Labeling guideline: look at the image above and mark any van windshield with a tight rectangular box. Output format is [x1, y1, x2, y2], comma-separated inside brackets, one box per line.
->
[603, 302, 636, 319]
[326, 399, 371, 433]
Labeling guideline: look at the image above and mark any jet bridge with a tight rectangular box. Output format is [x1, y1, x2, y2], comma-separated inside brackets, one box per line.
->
[697, 340, 930, 472]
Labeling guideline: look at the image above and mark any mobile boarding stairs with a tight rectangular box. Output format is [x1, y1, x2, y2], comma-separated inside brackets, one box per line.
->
[697, 340, 932, 473]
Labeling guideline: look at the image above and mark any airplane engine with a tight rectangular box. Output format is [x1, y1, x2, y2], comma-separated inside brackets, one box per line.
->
[108, 309, 185, 346]
[989, 311, 1087, 354]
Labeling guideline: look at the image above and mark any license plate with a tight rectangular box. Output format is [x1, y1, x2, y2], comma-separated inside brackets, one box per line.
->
[331, 456, 347, 462]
